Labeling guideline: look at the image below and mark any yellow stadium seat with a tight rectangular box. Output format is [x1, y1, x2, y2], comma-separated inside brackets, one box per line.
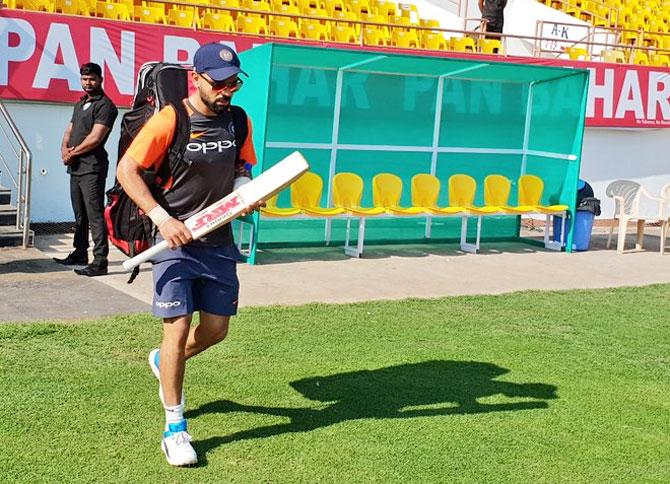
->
[78, 0, 96, 15]
[601, 49, 626, 63]
[134, 5, 166, 24]
[591, 5, 611, 28]
[276, 3, 300, 19]
[333, 173, 385, 216]
[332, 10, 360, 34]
[348, 0, 372, 15]
[363, 13, 391, 39]
[270, 17, 299, 37]
[323, 0, 345, 16]
[261, 195, 301, 217]
[392, 29, 418, 48]
[291, 172, 345, 217]
[397, 1, 417, 21]
[479, 38, 502, 54]
[55, 0, 85, 15]
[300, 20, 329, 40]
[411, 174, 464, 215]
[631, 50, 649, 65]
[565, 46, 590, 61]
[651, 53, 670, 67]
[419, 18, 439, 29]
[237, 14, 268, 34]
[96, 1, 130, 20]
[303, 6, 329, 23]
[202, 11, 235, 31]
[167, 8, 200, 28]
[331, 24, 358, 43]
[244, 0, 271, 17]
[372, 173, 425, 216]
[376, 0, 397, 18]
[362, 26, 388, 46]
[296, 0, 322, 10]
[620, 29, 640, 45]
[14, 0, 55, 12]
[390, 15, 412, 30]
[422, 31, 447, 50]
[451, 37, 476, 53]
[210, 0, 240, 18]
[270, 0, 296, 9]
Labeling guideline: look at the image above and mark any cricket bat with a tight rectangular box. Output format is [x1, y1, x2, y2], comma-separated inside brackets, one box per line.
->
[122, 151, 310, 271]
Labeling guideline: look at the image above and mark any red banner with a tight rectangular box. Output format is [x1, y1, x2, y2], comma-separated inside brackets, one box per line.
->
[2, 9, 670, 128]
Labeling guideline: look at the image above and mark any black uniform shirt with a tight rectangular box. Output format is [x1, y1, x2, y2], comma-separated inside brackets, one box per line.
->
[67, 92, 118, 176]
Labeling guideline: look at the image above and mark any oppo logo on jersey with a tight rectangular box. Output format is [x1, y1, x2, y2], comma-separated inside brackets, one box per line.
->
[187, 139, 237, 154]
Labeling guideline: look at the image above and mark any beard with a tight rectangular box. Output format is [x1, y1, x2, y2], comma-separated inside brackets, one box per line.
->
[201, 92, 230, 114]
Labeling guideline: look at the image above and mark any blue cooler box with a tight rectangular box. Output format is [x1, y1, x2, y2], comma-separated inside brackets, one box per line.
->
[553, 211, 595, 251]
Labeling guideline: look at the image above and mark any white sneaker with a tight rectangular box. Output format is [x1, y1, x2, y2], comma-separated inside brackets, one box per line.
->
[161, 420, 198, 466]
[149, 348, 185, 406]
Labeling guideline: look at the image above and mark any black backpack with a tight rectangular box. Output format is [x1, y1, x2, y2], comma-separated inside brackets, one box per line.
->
[104, 61, 248, 283]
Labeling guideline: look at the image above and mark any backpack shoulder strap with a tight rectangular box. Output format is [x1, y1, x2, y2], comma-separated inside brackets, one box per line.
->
[229, 105, 248, 164]
[154, 100, 190, 188]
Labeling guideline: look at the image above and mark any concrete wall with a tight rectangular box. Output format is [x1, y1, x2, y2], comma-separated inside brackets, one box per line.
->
[2, 100, 125, 222]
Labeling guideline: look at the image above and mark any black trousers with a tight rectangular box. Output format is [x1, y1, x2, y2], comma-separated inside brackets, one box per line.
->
[70, 172, 108, 260]
[483, 0, 506, 35]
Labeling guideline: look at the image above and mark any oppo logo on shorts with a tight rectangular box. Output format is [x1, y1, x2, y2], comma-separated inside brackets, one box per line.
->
[187, 140, 236, 154]
[155, 301, 182, 309]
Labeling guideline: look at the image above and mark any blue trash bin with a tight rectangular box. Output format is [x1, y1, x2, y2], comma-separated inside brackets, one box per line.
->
[553, 211, 595, 251]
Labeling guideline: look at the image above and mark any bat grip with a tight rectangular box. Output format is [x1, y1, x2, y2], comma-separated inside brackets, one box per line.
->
[122, 240, 169, 271]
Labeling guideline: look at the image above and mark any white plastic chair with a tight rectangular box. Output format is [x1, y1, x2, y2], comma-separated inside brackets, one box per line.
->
[605, 180, 666, 253]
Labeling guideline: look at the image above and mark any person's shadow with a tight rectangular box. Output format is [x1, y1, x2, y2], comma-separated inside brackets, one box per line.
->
[186, 360, 557, 464]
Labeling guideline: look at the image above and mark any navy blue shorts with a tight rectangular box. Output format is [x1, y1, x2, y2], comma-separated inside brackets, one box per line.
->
[151, 243, 241, 319]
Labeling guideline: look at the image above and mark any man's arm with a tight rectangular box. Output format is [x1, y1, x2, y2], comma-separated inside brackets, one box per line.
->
[64, 123, 110, 162]
[117, 154, 193, 249]
[61, 123, 73, 162]
[479, 0, 484, 12]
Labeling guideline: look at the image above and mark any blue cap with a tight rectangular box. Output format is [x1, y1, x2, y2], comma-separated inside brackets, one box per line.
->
[193, 43, 247, 82]
[578, 179, 586, 190]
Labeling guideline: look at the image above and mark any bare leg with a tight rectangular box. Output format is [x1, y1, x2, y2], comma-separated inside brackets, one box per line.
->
[160, 315, 192, 407]
[185, 311, 231, 360]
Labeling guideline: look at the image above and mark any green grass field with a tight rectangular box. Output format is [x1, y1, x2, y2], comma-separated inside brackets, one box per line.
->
[1, 285, 669, 483]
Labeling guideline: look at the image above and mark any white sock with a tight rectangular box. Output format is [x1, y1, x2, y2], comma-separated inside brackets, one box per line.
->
[164, 403, 184, 432]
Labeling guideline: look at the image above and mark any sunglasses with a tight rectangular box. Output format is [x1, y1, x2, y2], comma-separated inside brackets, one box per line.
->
[200, 75, 244, 92]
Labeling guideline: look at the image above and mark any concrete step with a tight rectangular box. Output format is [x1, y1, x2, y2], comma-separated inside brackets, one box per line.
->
[0, 225, 33, 247]
[0, 204, 17, 226]
[0, 187, 11, 206]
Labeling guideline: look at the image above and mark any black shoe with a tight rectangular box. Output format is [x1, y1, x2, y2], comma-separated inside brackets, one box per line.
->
[53, 251, 88, 266]
[74, 260, 108, 277]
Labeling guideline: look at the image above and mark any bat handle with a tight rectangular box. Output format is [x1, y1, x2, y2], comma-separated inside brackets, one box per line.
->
[122, 240, 170, 271]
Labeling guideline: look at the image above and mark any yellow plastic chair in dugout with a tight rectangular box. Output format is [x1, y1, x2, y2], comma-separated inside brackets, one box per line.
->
[515, 174, 568, 250]
[291, 172, 345, 217]
[333, 172, 384, 257]
[411, 174, 463, 215]
[449, 174, 498, 253]
[260, 194, 302, 217]
[333, 173, 385, 216]
[372, 173, 425, 215]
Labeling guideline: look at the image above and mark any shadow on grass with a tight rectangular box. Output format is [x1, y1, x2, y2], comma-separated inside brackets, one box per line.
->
[187, 360, 557, 464]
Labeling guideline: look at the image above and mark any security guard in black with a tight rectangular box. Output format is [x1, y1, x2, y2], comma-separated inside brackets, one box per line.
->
[55, 62, 118, 277]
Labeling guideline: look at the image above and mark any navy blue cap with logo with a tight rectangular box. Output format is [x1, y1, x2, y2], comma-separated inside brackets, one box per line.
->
[193, 43, 248, 82]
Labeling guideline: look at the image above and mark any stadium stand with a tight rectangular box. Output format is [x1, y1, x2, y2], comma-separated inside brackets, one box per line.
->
[4, 0, 670, 63]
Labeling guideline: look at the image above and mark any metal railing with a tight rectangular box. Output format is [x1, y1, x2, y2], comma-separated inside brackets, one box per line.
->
[0, 100, 32, 248]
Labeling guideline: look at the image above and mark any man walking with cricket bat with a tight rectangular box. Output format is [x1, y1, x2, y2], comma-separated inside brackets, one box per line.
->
[117, 43, 262, 466]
